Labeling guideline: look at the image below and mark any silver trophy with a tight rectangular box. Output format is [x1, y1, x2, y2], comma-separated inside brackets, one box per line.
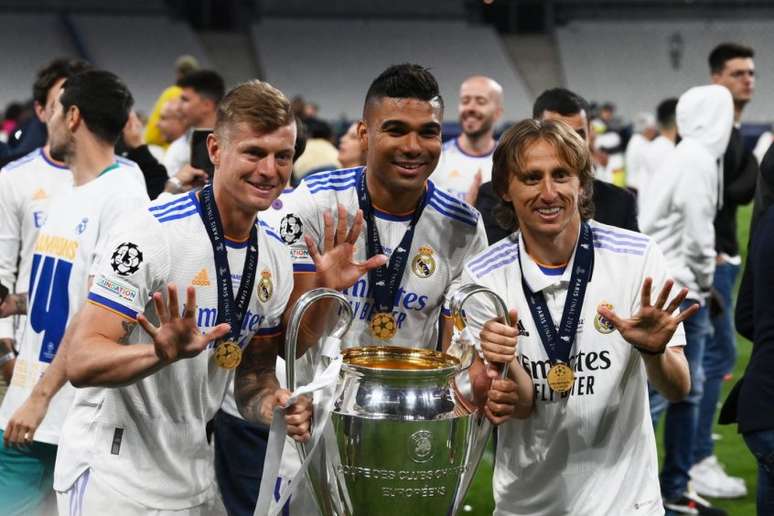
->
[285, 285, 510, 516]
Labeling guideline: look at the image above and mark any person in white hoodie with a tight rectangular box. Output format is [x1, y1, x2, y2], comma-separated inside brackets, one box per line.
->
[640, 85, 733, 516]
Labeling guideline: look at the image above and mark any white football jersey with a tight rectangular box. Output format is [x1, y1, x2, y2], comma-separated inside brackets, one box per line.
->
[462, 221, 683, 516]
[0, 149, 145, 342]
[263, 166, 488, 349]
[53, 191, 293, 510]
[429, 138, 493, 201]
[0, 162, 149, 445]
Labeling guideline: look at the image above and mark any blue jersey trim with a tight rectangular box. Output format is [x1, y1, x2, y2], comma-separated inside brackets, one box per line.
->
[293, 263, 316, 272]
[473, 253, 520, 277]
[469, 245, 518, 276]
[258, 220, 284, 244]
[148, 194, 195, 213]
[538, 264, 566, 276]
[39, 148, 69, 170]
[467, 240, 514, 270]
[88, 292, 138, 320]
[433, 187, 478, 219]
[593, 242, 645, 256]
[427, 199, 477, 227]
[155, 207, 198, 223]
[308, 181, 357, 194]
[150, 200, 195, 219]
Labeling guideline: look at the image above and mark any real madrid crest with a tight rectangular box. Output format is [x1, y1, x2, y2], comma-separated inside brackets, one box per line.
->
[257, 270, 273, 303]
[594, 302, 615, 334]
[411, 245, 436, 278]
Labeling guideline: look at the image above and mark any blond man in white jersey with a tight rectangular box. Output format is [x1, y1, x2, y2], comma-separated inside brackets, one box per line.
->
[429, 75, 503, 204]
[0, 69, 148, 516]
[462, 119, 695, 515]
[52, 80, 343, 515]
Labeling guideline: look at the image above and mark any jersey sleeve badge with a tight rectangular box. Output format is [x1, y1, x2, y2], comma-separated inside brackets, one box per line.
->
[110, 242, 144, 277]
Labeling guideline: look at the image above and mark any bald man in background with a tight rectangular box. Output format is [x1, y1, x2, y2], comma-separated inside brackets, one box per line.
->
[430, 75, 503, 205]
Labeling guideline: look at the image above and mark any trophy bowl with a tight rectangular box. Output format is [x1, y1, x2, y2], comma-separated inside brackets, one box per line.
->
[329, 345, 473, 515]
[284, 286, 509, 516]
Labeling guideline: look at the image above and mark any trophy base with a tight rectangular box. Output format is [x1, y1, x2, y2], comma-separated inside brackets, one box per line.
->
[326, 413, 475, 515]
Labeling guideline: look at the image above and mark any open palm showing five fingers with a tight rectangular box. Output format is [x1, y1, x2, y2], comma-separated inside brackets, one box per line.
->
[306, 204, 387, 291]
[137, 284, 230, 364]
[597, 277, 699, 354]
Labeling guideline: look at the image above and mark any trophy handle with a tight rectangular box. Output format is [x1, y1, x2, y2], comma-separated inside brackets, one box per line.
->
[285, 287, 354, 392]
[284, 288, 353, 516]
[448, 283, 512, 516]
[449, 283, 511, 379]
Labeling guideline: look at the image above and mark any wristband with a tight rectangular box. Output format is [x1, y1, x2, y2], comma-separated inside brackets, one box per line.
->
[634, 345, 666, 356]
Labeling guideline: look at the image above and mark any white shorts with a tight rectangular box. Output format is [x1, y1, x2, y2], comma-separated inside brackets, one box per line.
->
[56, 469, 226, 516]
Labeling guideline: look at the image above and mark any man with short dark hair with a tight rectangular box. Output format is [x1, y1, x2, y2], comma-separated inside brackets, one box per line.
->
[264, 63, 510, 514]
[0, 58, 93, 384]
[0, 69, 148, 515]
[476, 88, 639, 244]
[163, 69, 225, 179]
[689, 42, 758, 500]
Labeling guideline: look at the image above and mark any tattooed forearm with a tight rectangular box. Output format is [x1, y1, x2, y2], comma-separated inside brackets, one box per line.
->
[13, 294, 27, 314]
[118, 320, 137, 345]
[235, 337, 281, 424]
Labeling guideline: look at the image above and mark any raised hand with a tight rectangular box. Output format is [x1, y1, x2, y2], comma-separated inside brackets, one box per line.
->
[137, 284, 231, 364]
[305, 204, 387, 291]
[597, 277, 698, 354]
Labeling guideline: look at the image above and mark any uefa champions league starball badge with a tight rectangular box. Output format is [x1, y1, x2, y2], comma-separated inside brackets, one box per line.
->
[370, 312, 397, 340]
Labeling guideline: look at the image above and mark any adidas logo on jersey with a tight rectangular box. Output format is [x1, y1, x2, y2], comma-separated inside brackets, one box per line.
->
[32, 188, 48, 200]
[192, 269, 211, 286]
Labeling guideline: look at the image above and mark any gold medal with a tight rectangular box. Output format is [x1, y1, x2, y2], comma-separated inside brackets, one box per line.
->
[214, 340, 242, 369]
[370, 312, 397, 340]
[547, 362, 575, 393]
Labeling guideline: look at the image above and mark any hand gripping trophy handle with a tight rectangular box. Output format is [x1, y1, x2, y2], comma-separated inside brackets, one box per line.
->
[284, 288, 353, 515]
[448, 283, 511, 515]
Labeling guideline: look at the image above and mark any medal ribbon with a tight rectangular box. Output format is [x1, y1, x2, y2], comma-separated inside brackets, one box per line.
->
[355, 169, 430, 314]
[199, 184, 259, 343]
[518, 222, 594, 365]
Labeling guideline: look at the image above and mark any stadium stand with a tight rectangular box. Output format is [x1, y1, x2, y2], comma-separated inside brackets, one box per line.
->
[68, 14, 210, 113]
[0, 14, 79, 110]
[557, 20, 774, 122]
[251, 17, 533, 122]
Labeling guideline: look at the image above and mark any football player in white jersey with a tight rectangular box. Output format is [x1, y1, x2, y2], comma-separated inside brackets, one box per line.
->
[261, 64, 518, 514]
[0, 58, 92, 381]
[0, 70, 148, 515]
[461, 119, 696, 515]
[52, 80, 316, 515]
[429, 75, 503, 204]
